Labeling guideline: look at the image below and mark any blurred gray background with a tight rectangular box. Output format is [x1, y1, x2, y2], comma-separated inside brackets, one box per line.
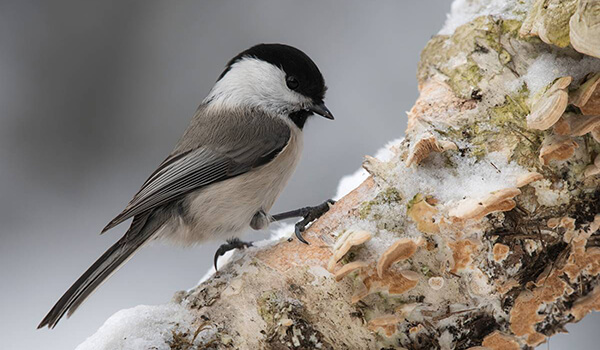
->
[0, 1, 597, 349]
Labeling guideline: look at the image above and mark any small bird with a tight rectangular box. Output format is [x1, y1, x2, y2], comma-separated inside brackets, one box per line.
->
[38, 43, 334, 329]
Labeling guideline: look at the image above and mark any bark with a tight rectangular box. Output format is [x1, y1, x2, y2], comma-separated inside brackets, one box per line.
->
[81, 1, 600, 349]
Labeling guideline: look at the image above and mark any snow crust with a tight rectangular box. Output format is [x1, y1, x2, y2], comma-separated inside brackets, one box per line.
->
[439, 0, 531, 35]
[393, 151, 525, 205]
[333, 148, 528, 259]
[518, 53, 600, 94]
[76, 304, 198, 350]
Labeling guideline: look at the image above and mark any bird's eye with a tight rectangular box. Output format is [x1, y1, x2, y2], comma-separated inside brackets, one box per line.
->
[286, 76, 299, 90]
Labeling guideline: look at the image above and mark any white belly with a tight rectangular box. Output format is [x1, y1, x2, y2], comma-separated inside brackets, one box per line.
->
[164, 129, 303, 245]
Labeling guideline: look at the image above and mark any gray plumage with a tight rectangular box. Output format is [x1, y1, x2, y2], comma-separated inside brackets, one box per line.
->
[38, 211, 168, 329]
[39, 43, 329, 329]
[102, 105, 293, 233]
[38, 105, 299, 329]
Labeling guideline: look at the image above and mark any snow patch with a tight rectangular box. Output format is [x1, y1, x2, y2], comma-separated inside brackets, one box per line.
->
[76, 304, 198, 350]
[259, 222, 295, 245]
[532, 179, 571, 207]
[335, 169, 369, 200]
[393, 151, 525, 205]
[519, 53, 600, 94]
[439, 0, 532, 35]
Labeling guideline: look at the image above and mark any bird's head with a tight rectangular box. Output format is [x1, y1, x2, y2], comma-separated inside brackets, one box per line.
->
[205, 43, 333, 128]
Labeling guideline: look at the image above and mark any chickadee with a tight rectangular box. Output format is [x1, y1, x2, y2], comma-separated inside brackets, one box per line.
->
[39, 43, 334, 329]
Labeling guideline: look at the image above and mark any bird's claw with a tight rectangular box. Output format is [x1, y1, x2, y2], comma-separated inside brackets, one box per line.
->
[295, 224, 309, 244]
[294, 199, 336, 245]
[213, 238, 253, 271]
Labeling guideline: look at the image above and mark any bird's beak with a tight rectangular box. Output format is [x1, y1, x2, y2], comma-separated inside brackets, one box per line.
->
[308, 102, 334, 120]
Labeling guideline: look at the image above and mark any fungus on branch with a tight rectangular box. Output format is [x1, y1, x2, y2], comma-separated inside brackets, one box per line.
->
[367, 315, 403, 337]
[376, 238, 422, 277]
[584, 154, 600, 178]
[538, 135, 579, 165]
[327, 230, 373, 272]
[560, 113, 600, 137]
[515, 172, 543, 187]
[406, 134, 457, 167]
[449, 188, 521, 221]
[570, 0, 600, 59]
[570, 72, 600, 113]
[526, 76, 571, 130]
[334, 261, 368, 282]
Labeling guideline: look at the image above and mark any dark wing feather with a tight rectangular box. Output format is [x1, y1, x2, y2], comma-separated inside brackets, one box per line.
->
[102, 112, 290, 233]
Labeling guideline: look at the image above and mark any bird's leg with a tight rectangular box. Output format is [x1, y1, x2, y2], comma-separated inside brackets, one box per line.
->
[213, 238, 253, 271]
[250, 209, 269, 230]
[271, 199, 335, 244]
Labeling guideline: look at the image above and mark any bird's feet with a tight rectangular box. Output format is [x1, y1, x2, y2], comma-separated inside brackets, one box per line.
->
[294, 199, 335, 245]
[213, 238, 253, 271]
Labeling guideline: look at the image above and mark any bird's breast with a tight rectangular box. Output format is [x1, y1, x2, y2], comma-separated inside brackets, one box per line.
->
[167, 128, 303, 245]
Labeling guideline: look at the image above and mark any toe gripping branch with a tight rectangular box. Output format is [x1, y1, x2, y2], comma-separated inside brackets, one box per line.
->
[213, 199, 335, 271]
[272, 199, 336, 245]
[213, 238, 253, 271]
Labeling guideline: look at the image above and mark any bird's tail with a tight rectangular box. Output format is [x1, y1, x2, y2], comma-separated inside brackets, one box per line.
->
[38, 213, 162, 329]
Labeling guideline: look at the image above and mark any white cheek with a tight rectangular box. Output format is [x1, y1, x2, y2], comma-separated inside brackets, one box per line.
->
[204, 57, 309, 114]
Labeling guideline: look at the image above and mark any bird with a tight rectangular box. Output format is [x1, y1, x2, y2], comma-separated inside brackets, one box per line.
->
[38, 43, 334, 329]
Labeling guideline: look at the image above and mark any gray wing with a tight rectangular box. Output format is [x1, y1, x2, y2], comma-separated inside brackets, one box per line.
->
[102, 108, 291, 233]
